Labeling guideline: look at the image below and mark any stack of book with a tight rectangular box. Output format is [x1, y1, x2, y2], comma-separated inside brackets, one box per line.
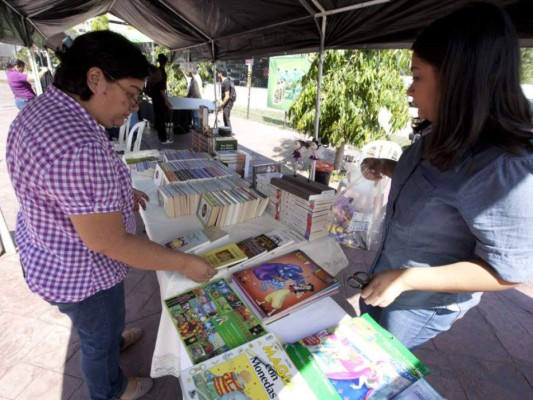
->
[153, 159, 239, 186]
[214, 149, 251, 179]
[232, 250, 340, 324]
[122, 149, 161, 166]
[196, 185, 269, 227]
[191, 129, 210, 152]
[162, 149, 213, 162]
[163, 226, 229, 254]
[157, 176, 247, 218]
[251, 162, 282, 188]
[284, 314, 436, 400]
[270, 175, 335, 241]
[255, 172, 283, 219]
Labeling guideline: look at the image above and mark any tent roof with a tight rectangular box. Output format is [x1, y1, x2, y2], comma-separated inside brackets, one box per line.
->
[2, 0, 533, 60]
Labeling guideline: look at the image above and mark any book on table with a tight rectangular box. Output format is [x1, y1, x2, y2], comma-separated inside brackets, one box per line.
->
[284, 314, 432, 400]
[164, 279, 266, 365]
[199, 242, 248, 269]
[180, 333, 317, 400]
[164, 229, 211, 254]
[232, 249, 340, 324]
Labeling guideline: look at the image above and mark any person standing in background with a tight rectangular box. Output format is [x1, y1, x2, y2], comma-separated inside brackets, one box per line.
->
[182, 67, 202, 128]
[149, 53, 173, 144]
[217, 69, 234, 129]
[5, 59, 48, 110]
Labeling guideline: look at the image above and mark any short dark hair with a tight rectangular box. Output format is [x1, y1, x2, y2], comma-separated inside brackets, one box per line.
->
[413, 2, 532, 170]
[6, 59, 24, 69]
[217, 69, 227, 77]
[53, 31, 151, 101]
[157, 53, 168, 64]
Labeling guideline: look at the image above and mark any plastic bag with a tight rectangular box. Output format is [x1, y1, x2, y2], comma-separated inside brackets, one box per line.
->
[327, 164, 390, 250]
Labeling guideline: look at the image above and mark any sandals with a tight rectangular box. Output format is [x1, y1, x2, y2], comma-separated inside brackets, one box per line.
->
[120, 327, 144, 352]
[119, 377, 154, 400]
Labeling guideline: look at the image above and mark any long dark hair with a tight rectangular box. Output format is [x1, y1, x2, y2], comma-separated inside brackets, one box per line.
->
[412, 2, 532, 170]
[54, 31, 150, 101]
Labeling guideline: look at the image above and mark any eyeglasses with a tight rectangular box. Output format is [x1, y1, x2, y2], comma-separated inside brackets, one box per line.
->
[103, 71, 143, 107]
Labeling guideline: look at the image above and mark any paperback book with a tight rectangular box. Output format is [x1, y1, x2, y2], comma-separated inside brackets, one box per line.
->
[199, 242, 248, 269]
[180, 333, 316, 400]
[164, 229, 210, 254]
[232, 250, 340, 324]
[164, 279, 266, 364]
[284, 314, 431, 400]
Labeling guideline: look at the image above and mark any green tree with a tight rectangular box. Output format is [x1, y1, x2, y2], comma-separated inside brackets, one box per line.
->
[521, 48, 533, 84]
[90, 15, 109, 31]
[288, 49, 410, 167]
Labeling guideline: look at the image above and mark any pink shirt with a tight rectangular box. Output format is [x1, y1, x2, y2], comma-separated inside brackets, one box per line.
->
[7, 85, 134, 303]
[6, 70, 36, 100]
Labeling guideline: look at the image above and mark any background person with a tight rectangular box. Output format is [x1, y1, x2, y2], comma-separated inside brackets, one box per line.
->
[5, 59, 48, 110]
[7, 31, 216, 400]
[359, 2, 533, 349]
[148, 53, 173, 144]
[217, 69, 234, 129]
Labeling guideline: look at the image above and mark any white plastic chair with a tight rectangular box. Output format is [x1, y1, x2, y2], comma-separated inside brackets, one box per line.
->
[361, 140, 402, 161]
[113, 114, 132, 153]
[125, 121, 147, 153]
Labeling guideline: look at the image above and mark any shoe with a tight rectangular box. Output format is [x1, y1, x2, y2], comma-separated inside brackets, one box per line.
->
[119, 377, 154, 400]
[161, 140, 174, 144]
[120, 328, 144, 352]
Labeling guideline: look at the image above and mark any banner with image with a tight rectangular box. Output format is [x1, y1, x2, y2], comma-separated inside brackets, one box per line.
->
[267, 55, 311, 111]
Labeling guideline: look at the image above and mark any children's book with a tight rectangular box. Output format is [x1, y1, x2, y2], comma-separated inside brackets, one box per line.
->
[180, 333, 317, 400]
[232, 250, 340, 324]
[284, 314, 431, 400]
[164, 229, 210, 254]
[262, 228, 303, 249]
[199, 243, 248, 269]
[164, 279, 266, 364]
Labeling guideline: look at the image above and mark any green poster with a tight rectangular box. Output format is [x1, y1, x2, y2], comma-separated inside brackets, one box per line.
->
[267, 55, 311, 111]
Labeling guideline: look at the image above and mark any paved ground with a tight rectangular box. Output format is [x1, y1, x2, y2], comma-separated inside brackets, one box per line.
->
[0, 81, 532, 399]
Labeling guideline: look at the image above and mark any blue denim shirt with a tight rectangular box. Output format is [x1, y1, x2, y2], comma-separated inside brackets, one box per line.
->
[372, 134, 533, 307]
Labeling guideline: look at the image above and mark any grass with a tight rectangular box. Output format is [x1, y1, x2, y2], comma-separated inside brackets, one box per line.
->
[231, 105, 287, 128]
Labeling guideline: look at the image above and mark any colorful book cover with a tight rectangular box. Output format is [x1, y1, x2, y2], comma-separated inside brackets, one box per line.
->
[232, 250, 339, 323]
[180, 333, 317, 400]
[253, 234, 278, 252]
[164, 279, 266, 364]
[284, 314, 430, 400]
[200, 243, 248, 269]
[164, 229, 210, 253]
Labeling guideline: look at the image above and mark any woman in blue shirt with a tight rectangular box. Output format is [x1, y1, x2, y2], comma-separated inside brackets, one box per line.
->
[360, 2, 533, 349]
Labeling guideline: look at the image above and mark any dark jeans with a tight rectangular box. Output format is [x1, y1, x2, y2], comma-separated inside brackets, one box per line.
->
[54, 282, 127, 400]
[152, 97, 168, 142]
[222, 101, 233, 129]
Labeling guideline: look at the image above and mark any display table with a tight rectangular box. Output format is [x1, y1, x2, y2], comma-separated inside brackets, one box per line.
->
[167, 96, 215, 111]
[132, 170, 349, 378]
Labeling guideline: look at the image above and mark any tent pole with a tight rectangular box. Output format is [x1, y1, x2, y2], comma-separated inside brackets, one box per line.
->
[313, 15, 326, 140]
[213, 60, 218, 129]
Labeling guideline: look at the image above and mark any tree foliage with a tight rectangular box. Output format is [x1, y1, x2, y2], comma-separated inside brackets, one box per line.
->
[89, 15, 109, 31]
[521, 48, 533, 84]
[288, 49, 410, 149]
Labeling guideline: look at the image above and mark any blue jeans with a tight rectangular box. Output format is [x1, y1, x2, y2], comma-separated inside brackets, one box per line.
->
[15, 98, 30, 110]
[360, 297, 478, 349]
[54, 282, 127, 400]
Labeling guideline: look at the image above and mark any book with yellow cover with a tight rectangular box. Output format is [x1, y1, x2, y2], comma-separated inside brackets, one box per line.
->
[199, 242, 248, 269]
[180, 333, 317, 400]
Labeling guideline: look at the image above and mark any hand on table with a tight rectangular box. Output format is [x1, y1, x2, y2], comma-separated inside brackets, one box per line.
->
[133, 189, 149, 211]
[182, 255, 217, 283]
[361, 269, 412, 308]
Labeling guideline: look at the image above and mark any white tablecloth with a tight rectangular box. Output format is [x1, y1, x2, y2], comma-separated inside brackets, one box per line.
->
[132, 170, 349, 378]
[167, 96, 215, 111]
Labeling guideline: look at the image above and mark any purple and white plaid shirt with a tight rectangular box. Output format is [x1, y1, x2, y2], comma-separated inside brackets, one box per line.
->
[7, 85, 135, 303]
